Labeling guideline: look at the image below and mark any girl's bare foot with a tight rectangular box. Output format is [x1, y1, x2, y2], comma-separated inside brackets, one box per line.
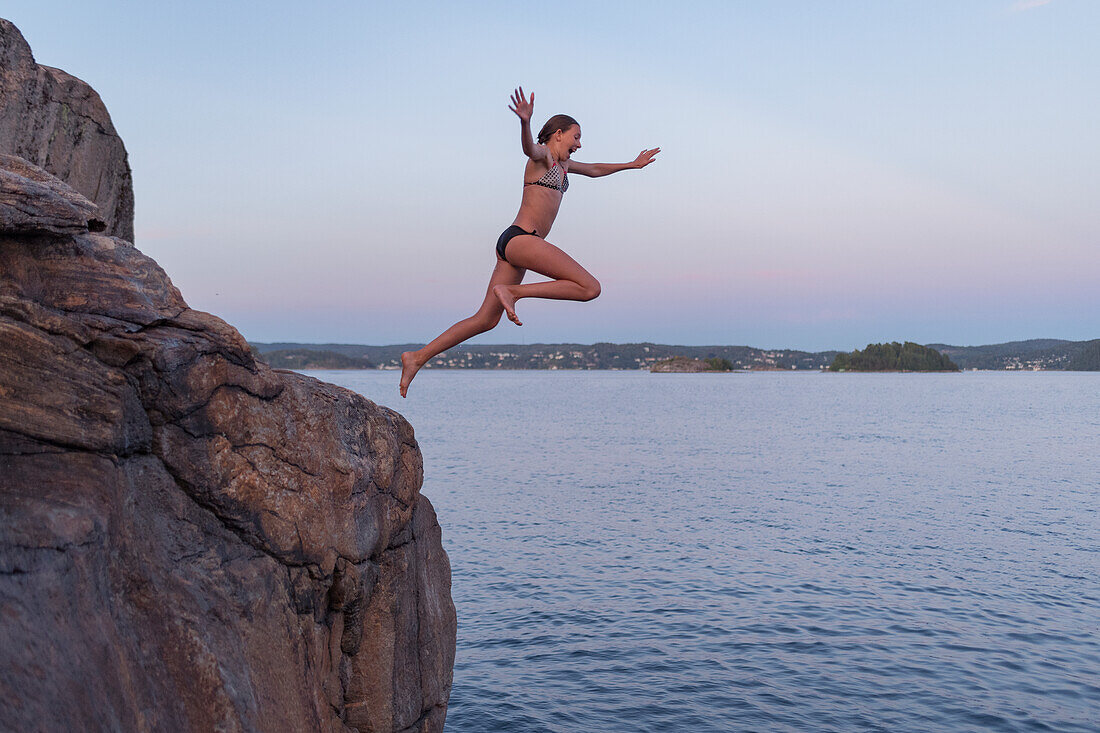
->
[493, 284, 522, 326]
[399, 351, 423, 397]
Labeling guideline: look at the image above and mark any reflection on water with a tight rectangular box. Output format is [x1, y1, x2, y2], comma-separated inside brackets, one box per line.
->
[311, 370, 1100, 733]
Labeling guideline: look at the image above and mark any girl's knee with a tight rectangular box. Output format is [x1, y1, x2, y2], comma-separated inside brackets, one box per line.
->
[472, 312, 501, 331]
[582, 279, 601, 301]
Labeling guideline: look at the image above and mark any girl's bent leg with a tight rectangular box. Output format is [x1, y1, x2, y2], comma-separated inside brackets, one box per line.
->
[491, 235, 601, 325]
[399, 259, 525, 397]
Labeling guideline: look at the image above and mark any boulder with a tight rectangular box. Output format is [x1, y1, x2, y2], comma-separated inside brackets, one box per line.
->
[0, 18, 134, 240]
[0, 154, 106, 235]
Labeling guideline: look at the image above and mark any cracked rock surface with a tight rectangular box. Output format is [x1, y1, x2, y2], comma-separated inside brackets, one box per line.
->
[0, 19, 455, 733]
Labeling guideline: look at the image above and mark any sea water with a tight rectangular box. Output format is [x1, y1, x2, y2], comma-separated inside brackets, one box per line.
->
[307, 369, 1100, 732]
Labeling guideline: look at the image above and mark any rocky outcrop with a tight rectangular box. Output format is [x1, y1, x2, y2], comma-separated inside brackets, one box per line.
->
[0, 21, 454, 733]
[0, 18, 133, 240]
[650, 356, 719, 373]
[0, 153, 106, 235]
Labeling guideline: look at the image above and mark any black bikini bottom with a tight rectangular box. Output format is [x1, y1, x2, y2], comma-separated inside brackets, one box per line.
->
[496, 225, 536, 263]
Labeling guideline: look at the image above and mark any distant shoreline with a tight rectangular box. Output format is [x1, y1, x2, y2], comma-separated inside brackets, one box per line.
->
[253, 338, 1100, 372]
[289, 367, 1088, 373]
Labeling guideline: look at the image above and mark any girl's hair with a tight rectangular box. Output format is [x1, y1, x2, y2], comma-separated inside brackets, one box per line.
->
[537, 114, 580, 144]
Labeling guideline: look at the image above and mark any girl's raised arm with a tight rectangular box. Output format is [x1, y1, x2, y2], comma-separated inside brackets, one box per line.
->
[509, 87, 547, 162]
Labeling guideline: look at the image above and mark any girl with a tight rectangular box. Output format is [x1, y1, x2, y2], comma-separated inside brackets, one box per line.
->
[400, 88, 659, 396]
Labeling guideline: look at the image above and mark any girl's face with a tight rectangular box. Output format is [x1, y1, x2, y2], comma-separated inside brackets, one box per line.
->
[553, 125, 582, 159]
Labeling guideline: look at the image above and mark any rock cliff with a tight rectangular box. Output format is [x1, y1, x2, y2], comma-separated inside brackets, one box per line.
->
[0, 20, 455, 733]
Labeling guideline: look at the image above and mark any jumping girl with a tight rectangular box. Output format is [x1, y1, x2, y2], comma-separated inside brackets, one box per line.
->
[400, 87, 659, 397]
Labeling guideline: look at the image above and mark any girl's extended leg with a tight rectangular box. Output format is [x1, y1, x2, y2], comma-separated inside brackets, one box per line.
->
[491, 235, 601, 326]
[399, 259, 526, 397]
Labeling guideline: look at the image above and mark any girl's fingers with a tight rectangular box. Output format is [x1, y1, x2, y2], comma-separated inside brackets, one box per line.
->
[509, 86, 534, 116]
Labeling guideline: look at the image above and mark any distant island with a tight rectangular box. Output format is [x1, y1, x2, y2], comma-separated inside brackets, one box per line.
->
[250, 338, 1100, 372]
[830, 342, 959, 372]
[650, 356, 735, 373]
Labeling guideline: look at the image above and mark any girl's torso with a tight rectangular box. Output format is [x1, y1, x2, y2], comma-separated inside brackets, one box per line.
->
[512, 157, 568, 238]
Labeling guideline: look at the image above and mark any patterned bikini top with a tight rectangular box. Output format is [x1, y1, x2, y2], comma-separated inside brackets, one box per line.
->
[525, 161, 569, 193]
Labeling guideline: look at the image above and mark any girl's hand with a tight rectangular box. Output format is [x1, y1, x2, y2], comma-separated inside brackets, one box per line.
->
[633, 147, 661, 168]
[509, 87, 534, 122]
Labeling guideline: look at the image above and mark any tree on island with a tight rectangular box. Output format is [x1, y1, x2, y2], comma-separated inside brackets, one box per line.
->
[830, 342, 959, 372]
[704, 357, 734, 371]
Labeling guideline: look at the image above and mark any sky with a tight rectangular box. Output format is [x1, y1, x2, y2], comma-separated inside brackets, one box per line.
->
[5, 1, 1098, 351]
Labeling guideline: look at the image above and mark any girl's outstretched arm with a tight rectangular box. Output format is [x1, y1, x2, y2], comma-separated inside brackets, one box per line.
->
[508, 87, 547, 161]
[568, 148, 661, 178]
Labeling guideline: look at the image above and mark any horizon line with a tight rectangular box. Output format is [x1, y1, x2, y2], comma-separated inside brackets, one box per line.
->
[248, 336, 1096, 351]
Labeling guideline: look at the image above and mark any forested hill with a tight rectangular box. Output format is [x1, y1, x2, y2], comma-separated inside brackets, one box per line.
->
[927, 339, 1100, 370]
[830, 343, 959, 372]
